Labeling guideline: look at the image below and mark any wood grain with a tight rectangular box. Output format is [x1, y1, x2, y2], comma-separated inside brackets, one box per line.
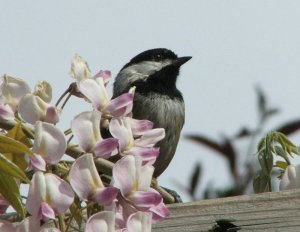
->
[154, 189, 300, 232]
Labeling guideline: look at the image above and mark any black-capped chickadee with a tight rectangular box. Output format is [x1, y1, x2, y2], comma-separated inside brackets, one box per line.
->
[113, 48, 191, 177]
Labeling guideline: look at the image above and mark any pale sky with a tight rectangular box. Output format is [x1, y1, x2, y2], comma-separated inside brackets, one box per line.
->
[1, 1, 300, 201]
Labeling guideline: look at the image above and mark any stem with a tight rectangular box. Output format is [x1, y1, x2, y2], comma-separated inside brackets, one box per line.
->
[58, 214, 66, 232]
[56, 87, 71, 107]
[60, 92, 72, 110]
[65, 205, 79, 232]
[67, 134, 74, 144]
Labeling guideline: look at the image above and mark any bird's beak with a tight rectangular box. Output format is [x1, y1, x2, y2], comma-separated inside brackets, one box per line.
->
[173, 56, 192, 67]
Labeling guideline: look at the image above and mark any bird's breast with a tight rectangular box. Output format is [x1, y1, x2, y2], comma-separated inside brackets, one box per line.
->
[132, 93, 185, 130]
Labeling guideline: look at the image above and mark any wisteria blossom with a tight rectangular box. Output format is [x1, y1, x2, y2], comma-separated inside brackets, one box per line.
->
[29, 121, 67, 171]
[279, 164, 300, 190]
[112, 155, 169, 223]
[0, 74, 31, 112]
[71, 111, 118, 158]
[0, 216, 61, 232]
[110, 117, 165, 165]
[26, 171, 74, 221]
[69, 153, 118, 206]
[85, 211, 152, 232]
[70, 54, 134, 117]
[85, 211, 115, 232]
[0, 55, 171, 232]
[18, 81, 60, 124]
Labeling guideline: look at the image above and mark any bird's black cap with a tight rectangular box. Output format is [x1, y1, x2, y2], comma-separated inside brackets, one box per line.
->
[122, 48, 179, 70]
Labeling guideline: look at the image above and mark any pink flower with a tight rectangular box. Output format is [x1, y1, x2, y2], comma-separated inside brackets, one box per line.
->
[112, 155, 169, 221]
[18, 94, 60, 125]
[69, 154, 118, 205]
[26, 171, 74, 221]
[71, 111, 118, 159]
[19, 81, 60, 125]
[70, 54, 134, 117]
[109, 117, 165, 165]
[0, 102, 14, 122]
[0, 74, 31, 112]
[126, 212, 152, 232]
[85, 211, 115, 232]
[29, 122, 67, 171]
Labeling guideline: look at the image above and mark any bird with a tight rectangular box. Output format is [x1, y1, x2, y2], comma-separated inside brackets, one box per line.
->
[113, 48, 191, 178]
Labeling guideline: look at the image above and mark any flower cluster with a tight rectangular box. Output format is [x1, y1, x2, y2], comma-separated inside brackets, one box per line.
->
[0, 55, 169, 231]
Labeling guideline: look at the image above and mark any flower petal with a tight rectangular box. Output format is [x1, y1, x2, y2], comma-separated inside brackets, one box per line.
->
[78, 78, 109, 110]
[18, 94, 48, 124]
[32, 122, 66, 164]
[44, 173, 74, 214]
[0, 219, 15, 232]
[0, 103, 14, 122]
[94, 187, 119, 206]
[93, 138, 119, 159]
[15, 216, 41, 232]
[30, 154, 46, 171]
[71, 111, 102, 152]
[126, 212, 152, 232]
[128, 147, 159, 166]
[70, 54, 92, 83]
[26, 171, 47, 218]
[85, 211, 115, 232]
[44, 106, 60, 124]
[105, 93, 133, 117]
[129, 191, 161, 210]
[130, 119, 154, 137]
[138, 165, 154, 192]
[38, 202, 55, 220]
[109, 118, 132, 152]
[134, 128, 165, 147]
[93, 70, 111, 86]
[69, 154, 104, 201]
[34, 81, 52, 103]
[149, 199, 170, 222]
[113, 155, 141, 196]
[1, 75, 31, 111]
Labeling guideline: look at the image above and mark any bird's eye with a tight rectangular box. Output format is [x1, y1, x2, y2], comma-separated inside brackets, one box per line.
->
[153, 54, 162, 61]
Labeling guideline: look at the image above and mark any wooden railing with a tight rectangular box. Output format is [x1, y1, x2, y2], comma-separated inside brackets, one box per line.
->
[154, 189, 300, 232]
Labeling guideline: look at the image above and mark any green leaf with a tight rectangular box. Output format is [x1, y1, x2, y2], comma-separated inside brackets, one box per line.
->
[6, 123, 32, 147]
[5, 123, 32, 170]
[274, 146, 288, 160]
[257, 137, 265, 152]
[0, 171, 25, 217]
[0, 153, 30, 183]
[253, 170, 270, 193]
[276, 132, 298, 155]
[258, 150, 273, 176]
[0, 134, 33, 156]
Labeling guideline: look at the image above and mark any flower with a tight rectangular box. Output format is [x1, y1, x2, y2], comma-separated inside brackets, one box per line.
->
[18, 81, 60, 124]
[29, 121, 67, 171]
[71, 111, 118, 159]
[70, 54, 134, 117]
[112, 155, 169, 222]
[109, 117, 165, 165]
[279, 164, 300, 190]
[26, 171, 74, 221]
[0, 74, 31, 112]
[69, 153, 118, 205]
[85, 211, 115, 232]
